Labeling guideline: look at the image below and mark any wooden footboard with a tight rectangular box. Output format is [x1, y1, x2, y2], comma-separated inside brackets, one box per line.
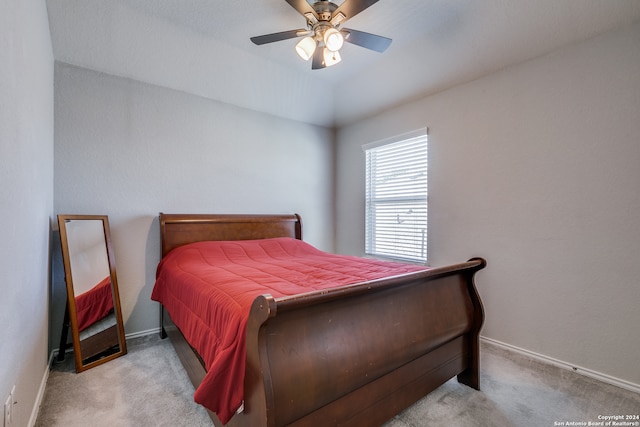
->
[157, 214, 485, 427]
[242, 258, 485, 427]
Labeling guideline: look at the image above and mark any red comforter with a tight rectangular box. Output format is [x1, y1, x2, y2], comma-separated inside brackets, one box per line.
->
[76, 276, 113, 332]
[151, 237, 426, 423]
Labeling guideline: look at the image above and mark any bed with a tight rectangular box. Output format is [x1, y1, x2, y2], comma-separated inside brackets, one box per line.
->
[152, 213, 486, 427]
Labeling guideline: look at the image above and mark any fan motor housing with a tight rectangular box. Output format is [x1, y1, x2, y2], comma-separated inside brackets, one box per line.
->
[313, 1, 339, 21]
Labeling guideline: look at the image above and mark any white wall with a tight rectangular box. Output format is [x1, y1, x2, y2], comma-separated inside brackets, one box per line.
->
[0, 0, 54, 425]
[336, 22, 640, 387]
[53, 63, 335, 340]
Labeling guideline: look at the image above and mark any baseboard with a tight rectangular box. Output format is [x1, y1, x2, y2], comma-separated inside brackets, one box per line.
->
[51, 327, 162, 357]
[125, 327, 161, 340]
[481, 336, 640, 394]
[27, 352, 53, 427]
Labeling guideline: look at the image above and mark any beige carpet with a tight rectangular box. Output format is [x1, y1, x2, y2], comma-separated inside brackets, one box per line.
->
[36, 336, 640, 426]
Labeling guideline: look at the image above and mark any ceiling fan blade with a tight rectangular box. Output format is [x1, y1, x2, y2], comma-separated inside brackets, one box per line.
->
[342, 28, 391, 52]
[250, 29, 307, 45]
[285, 0, 319, 20]
[311, 47, 326, 70]
[332, 0, 379, 22]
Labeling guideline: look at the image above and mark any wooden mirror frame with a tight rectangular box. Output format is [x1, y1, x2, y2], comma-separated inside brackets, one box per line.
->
[57, 214, 127, 372]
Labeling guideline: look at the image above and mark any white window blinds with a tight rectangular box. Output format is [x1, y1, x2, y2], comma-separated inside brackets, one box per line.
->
[364, 129, 428, 263]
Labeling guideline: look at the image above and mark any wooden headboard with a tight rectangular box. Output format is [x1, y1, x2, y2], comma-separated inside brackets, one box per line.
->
[159, 213, 302, 257]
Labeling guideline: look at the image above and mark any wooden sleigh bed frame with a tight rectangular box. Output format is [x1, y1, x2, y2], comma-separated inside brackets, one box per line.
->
[157, 213, 486, 427]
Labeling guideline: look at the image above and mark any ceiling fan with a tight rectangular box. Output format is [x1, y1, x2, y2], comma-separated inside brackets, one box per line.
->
[250, 0, 392, 69]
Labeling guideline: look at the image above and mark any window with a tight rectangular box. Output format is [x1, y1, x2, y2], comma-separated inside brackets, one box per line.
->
[364, 128, 428, 263]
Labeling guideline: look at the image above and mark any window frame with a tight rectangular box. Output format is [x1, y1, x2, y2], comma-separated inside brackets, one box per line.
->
[363, 128, 428, 264]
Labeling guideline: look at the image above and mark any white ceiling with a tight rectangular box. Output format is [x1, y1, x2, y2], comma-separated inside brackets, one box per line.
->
[46, 0, 640, 127]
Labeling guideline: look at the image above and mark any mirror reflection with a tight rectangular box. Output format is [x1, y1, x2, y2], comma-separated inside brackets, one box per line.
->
[57, 215, 127, 372]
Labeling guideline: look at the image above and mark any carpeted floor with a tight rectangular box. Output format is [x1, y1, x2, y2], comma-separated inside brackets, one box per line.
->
[35, 336, 640, 426]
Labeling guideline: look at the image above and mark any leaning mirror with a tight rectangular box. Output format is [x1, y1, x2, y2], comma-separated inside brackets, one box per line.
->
[57, 214, 127, 372]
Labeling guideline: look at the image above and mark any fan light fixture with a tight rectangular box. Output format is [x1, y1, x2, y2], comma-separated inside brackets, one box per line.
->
[295, 36, 317, 61]
[250, 0, 392, 70]
[323, 28, 344, 51]
[323, 48, 341, 67]
[296, 27, 344, 64]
